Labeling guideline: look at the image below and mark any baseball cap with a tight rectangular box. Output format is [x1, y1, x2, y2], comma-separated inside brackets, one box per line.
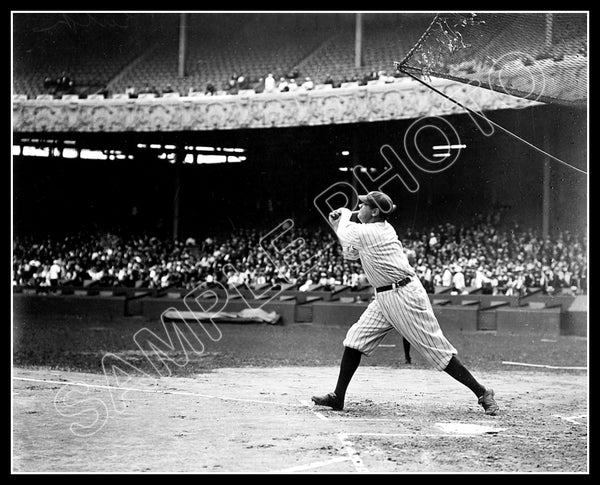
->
[358, 191, 397, 214]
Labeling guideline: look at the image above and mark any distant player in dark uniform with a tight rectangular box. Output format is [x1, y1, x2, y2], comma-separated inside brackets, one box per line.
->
[402, 336, 412, 364]
[312, 191, 499, 415]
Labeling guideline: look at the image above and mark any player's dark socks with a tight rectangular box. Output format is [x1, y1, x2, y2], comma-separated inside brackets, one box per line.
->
[333, 346, 362, 402]
[443, 356, 486, 398]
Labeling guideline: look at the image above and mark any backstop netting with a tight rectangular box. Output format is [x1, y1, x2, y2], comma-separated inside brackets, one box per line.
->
[395, 12, 587, 107]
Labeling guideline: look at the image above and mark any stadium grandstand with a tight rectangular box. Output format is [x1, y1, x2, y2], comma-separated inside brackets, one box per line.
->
[12, 12, 587, 101]
[13, 13, 443, 98]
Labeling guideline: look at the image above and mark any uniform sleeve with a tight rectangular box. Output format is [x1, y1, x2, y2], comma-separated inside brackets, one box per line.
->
[336, 208, 363, 248]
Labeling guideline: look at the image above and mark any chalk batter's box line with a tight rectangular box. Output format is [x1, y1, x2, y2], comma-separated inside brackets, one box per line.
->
[299, 400, 520, 427]
[299, 400, 498, 425]
[13, 376, 302, 408]
[338, 433, 369, 473]
[297, 400, 371, 473]
[269, 456, 353, 474]
[502, 361, 587, 370]
[339, 429, 537, 472]
[298, 399, 411, 422]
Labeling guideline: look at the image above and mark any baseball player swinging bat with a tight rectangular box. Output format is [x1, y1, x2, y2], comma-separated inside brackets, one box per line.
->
[313, 190, 499, 415]
[331, 207, 412, 363]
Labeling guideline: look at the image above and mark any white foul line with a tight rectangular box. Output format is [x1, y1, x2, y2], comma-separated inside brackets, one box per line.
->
[502, 361, 587, 370]
[270, 456, 351, 473]
[345, 431, 535, 440]
[13, 376, 301, 407]
[553, 414, 587, 425]
[332, 417, 410, 422]
[347, 432, 497, 437]
[338, 433, 369, 473]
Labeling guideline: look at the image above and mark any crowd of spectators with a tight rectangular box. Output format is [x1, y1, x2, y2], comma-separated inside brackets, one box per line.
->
[210, 67, 316, 96]
[12, 228, 355, 293]
[111, 65, 401, 99]
[32, 64, 404, 100]
[190, 65, 400, 97]
[401, 211, 587, 296]
[43, 72, 75, 95]
[13, 211, 587, 297]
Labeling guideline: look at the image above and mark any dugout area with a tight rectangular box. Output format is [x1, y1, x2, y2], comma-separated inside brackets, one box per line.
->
[13, 103, 586, 238]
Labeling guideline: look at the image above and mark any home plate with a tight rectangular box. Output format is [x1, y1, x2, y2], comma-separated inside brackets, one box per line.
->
[435, 422, 506, 435]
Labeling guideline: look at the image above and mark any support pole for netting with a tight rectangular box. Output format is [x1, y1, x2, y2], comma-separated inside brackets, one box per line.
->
[352, 130, 360, 208]
[394, 67, 586, 176]
[178, 13, 187, 78]
[355, 13, 363, 69]
[545, 13, 553, 48]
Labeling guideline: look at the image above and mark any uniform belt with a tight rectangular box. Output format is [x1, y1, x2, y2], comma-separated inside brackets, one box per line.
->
[375, 277, 412, 293]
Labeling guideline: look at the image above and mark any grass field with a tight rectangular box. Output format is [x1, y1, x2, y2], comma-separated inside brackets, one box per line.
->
[13, 314, 588, 375]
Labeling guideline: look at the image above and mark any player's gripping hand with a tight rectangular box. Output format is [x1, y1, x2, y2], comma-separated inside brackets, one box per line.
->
[328, 209, 343, 224]
[342, 245, 360, 260]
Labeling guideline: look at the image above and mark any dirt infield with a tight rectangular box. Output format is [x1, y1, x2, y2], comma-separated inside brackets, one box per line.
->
[13, 365, 588, 473]
[12, 314, 588, 473]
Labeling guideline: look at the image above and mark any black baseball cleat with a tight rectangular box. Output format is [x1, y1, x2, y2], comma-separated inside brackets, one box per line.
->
[405, 358, 412, 364]
[311, 392, 344, 411]
[478, 388, 499, 415]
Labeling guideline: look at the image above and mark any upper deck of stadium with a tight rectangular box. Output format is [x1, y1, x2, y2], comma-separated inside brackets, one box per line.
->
[13, 12, 586, 101]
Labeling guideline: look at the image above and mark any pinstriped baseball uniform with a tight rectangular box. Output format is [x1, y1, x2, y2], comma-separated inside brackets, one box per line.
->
[336, 208, 457, 371]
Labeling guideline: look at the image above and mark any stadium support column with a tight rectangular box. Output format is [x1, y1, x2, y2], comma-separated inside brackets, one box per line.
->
[178, 13, 187, 78]
[542, 129, 551, 239]
[355, 13, 363, 69]
[541, 14, 553, 238]
[173, 159, 181, 242]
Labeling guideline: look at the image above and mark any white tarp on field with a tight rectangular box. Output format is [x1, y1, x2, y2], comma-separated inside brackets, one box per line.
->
[163, 307, 281, 324]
